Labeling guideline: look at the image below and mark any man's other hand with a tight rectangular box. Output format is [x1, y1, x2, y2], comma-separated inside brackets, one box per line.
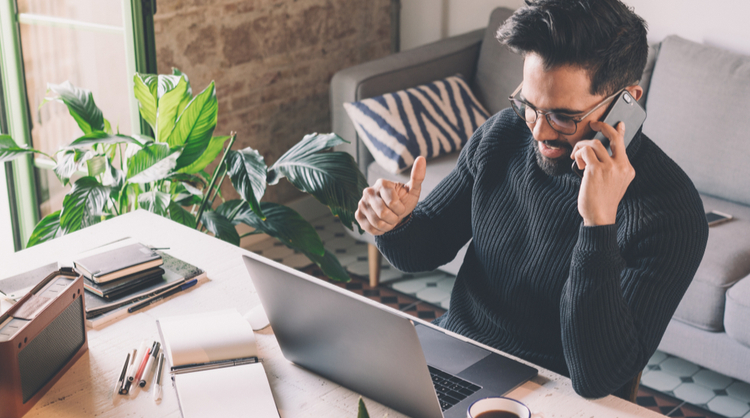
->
[356, 156, 427, 236]
[571, 121, 635, 226]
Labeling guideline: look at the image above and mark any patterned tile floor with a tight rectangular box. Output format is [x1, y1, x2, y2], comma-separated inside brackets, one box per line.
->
[244, 212, 750, 417]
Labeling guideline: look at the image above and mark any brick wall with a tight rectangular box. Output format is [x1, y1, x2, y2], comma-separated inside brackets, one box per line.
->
[153, 0, 391, 205]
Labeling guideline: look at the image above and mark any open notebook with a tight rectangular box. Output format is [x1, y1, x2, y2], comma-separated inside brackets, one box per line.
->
[157, 309, 279, 418]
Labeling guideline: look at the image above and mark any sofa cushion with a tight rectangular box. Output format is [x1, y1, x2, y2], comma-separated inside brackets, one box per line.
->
[472, 7, 524, 114]
[725, 275, 750, 348]
[637, 43, 661, 106]
[642, 35, 750, 206]
[344, 75, 489, 174]
[672, 194, 750, 331]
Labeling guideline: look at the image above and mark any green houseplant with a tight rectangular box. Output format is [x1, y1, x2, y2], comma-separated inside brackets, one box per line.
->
[0, 69, 367, 282]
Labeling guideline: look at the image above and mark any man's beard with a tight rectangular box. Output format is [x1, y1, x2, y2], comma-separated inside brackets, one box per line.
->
[534, 140, 573, 176]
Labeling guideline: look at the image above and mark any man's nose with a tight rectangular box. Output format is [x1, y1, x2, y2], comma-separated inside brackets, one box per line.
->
[532, 115, 558, 141]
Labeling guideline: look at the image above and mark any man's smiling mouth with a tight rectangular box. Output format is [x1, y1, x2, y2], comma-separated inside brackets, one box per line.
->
[543, 140, 569, 150]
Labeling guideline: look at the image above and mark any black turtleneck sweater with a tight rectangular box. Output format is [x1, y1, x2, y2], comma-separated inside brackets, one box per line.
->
[375, 108, 708, 398]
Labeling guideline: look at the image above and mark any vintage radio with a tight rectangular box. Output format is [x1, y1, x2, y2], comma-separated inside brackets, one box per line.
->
[0, 268, 88, 418]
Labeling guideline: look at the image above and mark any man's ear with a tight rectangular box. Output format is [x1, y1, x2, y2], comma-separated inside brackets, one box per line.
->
[626, 85, 644, 102]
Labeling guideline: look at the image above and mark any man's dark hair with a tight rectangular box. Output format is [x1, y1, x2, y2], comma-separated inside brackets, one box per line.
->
[497, 0, 648, 96]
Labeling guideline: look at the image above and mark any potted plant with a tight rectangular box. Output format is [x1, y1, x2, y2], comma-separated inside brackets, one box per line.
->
[0, 69, 366, 282]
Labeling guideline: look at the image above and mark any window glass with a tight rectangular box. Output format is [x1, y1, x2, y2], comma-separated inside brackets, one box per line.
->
[17, 0, 123, 27]
[16, 0, 133, 217]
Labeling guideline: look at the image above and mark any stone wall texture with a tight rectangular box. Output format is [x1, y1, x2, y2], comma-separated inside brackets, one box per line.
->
[153, 0, 391, 204]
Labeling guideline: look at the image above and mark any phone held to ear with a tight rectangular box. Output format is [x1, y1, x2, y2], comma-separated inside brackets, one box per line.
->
[572, 90, 647, 178]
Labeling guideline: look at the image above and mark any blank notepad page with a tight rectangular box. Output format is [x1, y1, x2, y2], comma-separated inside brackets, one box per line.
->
[174, 362, 280, 418]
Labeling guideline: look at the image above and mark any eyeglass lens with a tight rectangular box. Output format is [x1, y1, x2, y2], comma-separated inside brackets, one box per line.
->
[511, 98, 577, 135]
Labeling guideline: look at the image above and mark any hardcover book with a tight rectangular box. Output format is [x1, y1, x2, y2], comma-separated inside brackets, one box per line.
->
[83, 267, 165, 299]
[84, 251, 207, 329]
[74, 242, 163, 284]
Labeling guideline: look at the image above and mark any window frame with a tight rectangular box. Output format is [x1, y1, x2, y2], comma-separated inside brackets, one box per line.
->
[0, 0, 156, 254]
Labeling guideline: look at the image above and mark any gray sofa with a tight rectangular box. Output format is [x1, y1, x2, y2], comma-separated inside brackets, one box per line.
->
[330, 7, 750, 384]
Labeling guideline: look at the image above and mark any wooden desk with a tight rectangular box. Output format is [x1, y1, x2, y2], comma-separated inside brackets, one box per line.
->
[3, 210, 662, 417]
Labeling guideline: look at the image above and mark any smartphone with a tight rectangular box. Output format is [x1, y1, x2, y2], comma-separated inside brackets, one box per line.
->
[572, 90, 647, 177]
[706, 210, 733, 226]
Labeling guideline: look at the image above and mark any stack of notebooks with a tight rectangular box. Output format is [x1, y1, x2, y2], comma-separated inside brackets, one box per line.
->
[76, 242, 165, 300]
[0, 239, 208, 330]
[73, 240, 207, 329]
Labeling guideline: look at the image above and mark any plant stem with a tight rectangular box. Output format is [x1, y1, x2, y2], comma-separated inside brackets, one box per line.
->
[239, 231, 263, 238]
[207, 166, 227, 210]
[110, 197, 120, 216]
[226, 197, 245, 222]
[195, 132, 237, 230]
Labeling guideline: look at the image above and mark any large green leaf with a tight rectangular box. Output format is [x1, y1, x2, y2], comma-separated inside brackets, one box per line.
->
[59, 177, 110, 234]
[141, 74, 158, 97]
[127, 142, 179, 184]
[221, 200, 346, 280]
[45, 81, 105, 134]
[138, 190, 170, 216]
[167, 172, 207, 189]
[200, 211, 239, 246]
[172, 182, 203, 206]
[0, 135, 37, 162]
[157, 76, 188, 143]
[357, 398, 371, 418]
[177, 135, 229, 174]
[54, 148, 92, 186]
[133, 74, 157, 130]
[172, 68, 193, 116]
[167, 201, 197, 228]
[228, 201, 324, 256]
[27, 210, 62, 247]
[226, 148, 266, 219]
[306, 249, 350, 282]
[170, 81, 217, 169]
[86, 155, 107, 178]
[68, 131, 141, 148]
[104, 160, 126, 202]
[156, 74, 183, 100]
[267, 134, 366, 232]
[266, 133, 348, 185]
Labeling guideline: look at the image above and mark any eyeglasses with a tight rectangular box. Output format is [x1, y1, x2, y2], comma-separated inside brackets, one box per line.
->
[508, 82, 625, 135]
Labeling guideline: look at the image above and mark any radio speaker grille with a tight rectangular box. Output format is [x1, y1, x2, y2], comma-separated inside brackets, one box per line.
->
[18, 296, 85, 403]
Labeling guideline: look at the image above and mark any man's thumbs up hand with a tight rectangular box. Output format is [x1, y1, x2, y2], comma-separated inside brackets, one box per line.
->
[356, 157, 426, 236]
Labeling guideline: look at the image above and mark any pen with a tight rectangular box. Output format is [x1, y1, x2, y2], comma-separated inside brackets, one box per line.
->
[120, 349, 137, 394]
[128, 340, 148, 383]
[134, 342, 155, 384]
[112, 352, 130, 402]
[140, 342, 161, 387]
[127, 279, 198, 313]
[152, 353, 165, 402]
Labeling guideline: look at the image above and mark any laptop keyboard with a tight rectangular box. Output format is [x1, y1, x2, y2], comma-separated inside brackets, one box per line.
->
[428, 365, 482, 411]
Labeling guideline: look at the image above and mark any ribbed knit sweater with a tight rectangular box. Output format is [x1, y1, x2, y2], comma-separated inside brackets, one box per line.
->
[375, 108, 708, 398]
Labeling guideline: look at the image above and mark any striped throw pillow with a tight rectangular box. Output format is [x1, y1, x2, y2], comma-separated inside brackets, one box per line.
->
[343, 75, 490, 174]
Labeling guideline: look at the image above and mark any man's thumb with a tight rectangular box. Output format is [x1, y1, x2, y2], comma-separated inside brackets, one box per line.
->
[407, 156, 426, 195]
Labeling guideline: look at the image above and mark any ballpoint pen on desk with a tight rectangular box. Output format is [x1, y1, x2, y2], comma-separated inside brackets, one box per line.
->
[134, 342, 155, 385]
[152, 353, 165, 403]
[140, 342, 161, 387]
[127, 278, 198, 313]
[128, 340, 148, 383]
[120, 349, 137, 394]
[112, 352, 130, 403]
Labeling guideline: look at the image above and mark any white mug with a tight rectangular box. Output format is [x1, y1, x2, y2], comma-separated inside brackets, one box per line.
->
[467, 397, 531, 418]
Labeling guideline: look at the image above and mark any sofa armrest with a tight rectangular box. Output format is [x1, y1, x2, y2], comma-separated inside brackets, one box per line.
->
[330, 28, 485, 176]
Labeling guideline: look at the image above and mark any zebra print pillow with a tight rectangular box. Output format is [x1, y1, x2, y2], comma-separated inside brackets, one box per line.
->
[343, 75, 490, 174]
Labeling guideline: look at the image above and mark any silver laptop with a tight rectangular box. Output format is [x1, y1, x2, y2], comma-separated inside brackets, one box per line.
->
[242, 254, 537, 418]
